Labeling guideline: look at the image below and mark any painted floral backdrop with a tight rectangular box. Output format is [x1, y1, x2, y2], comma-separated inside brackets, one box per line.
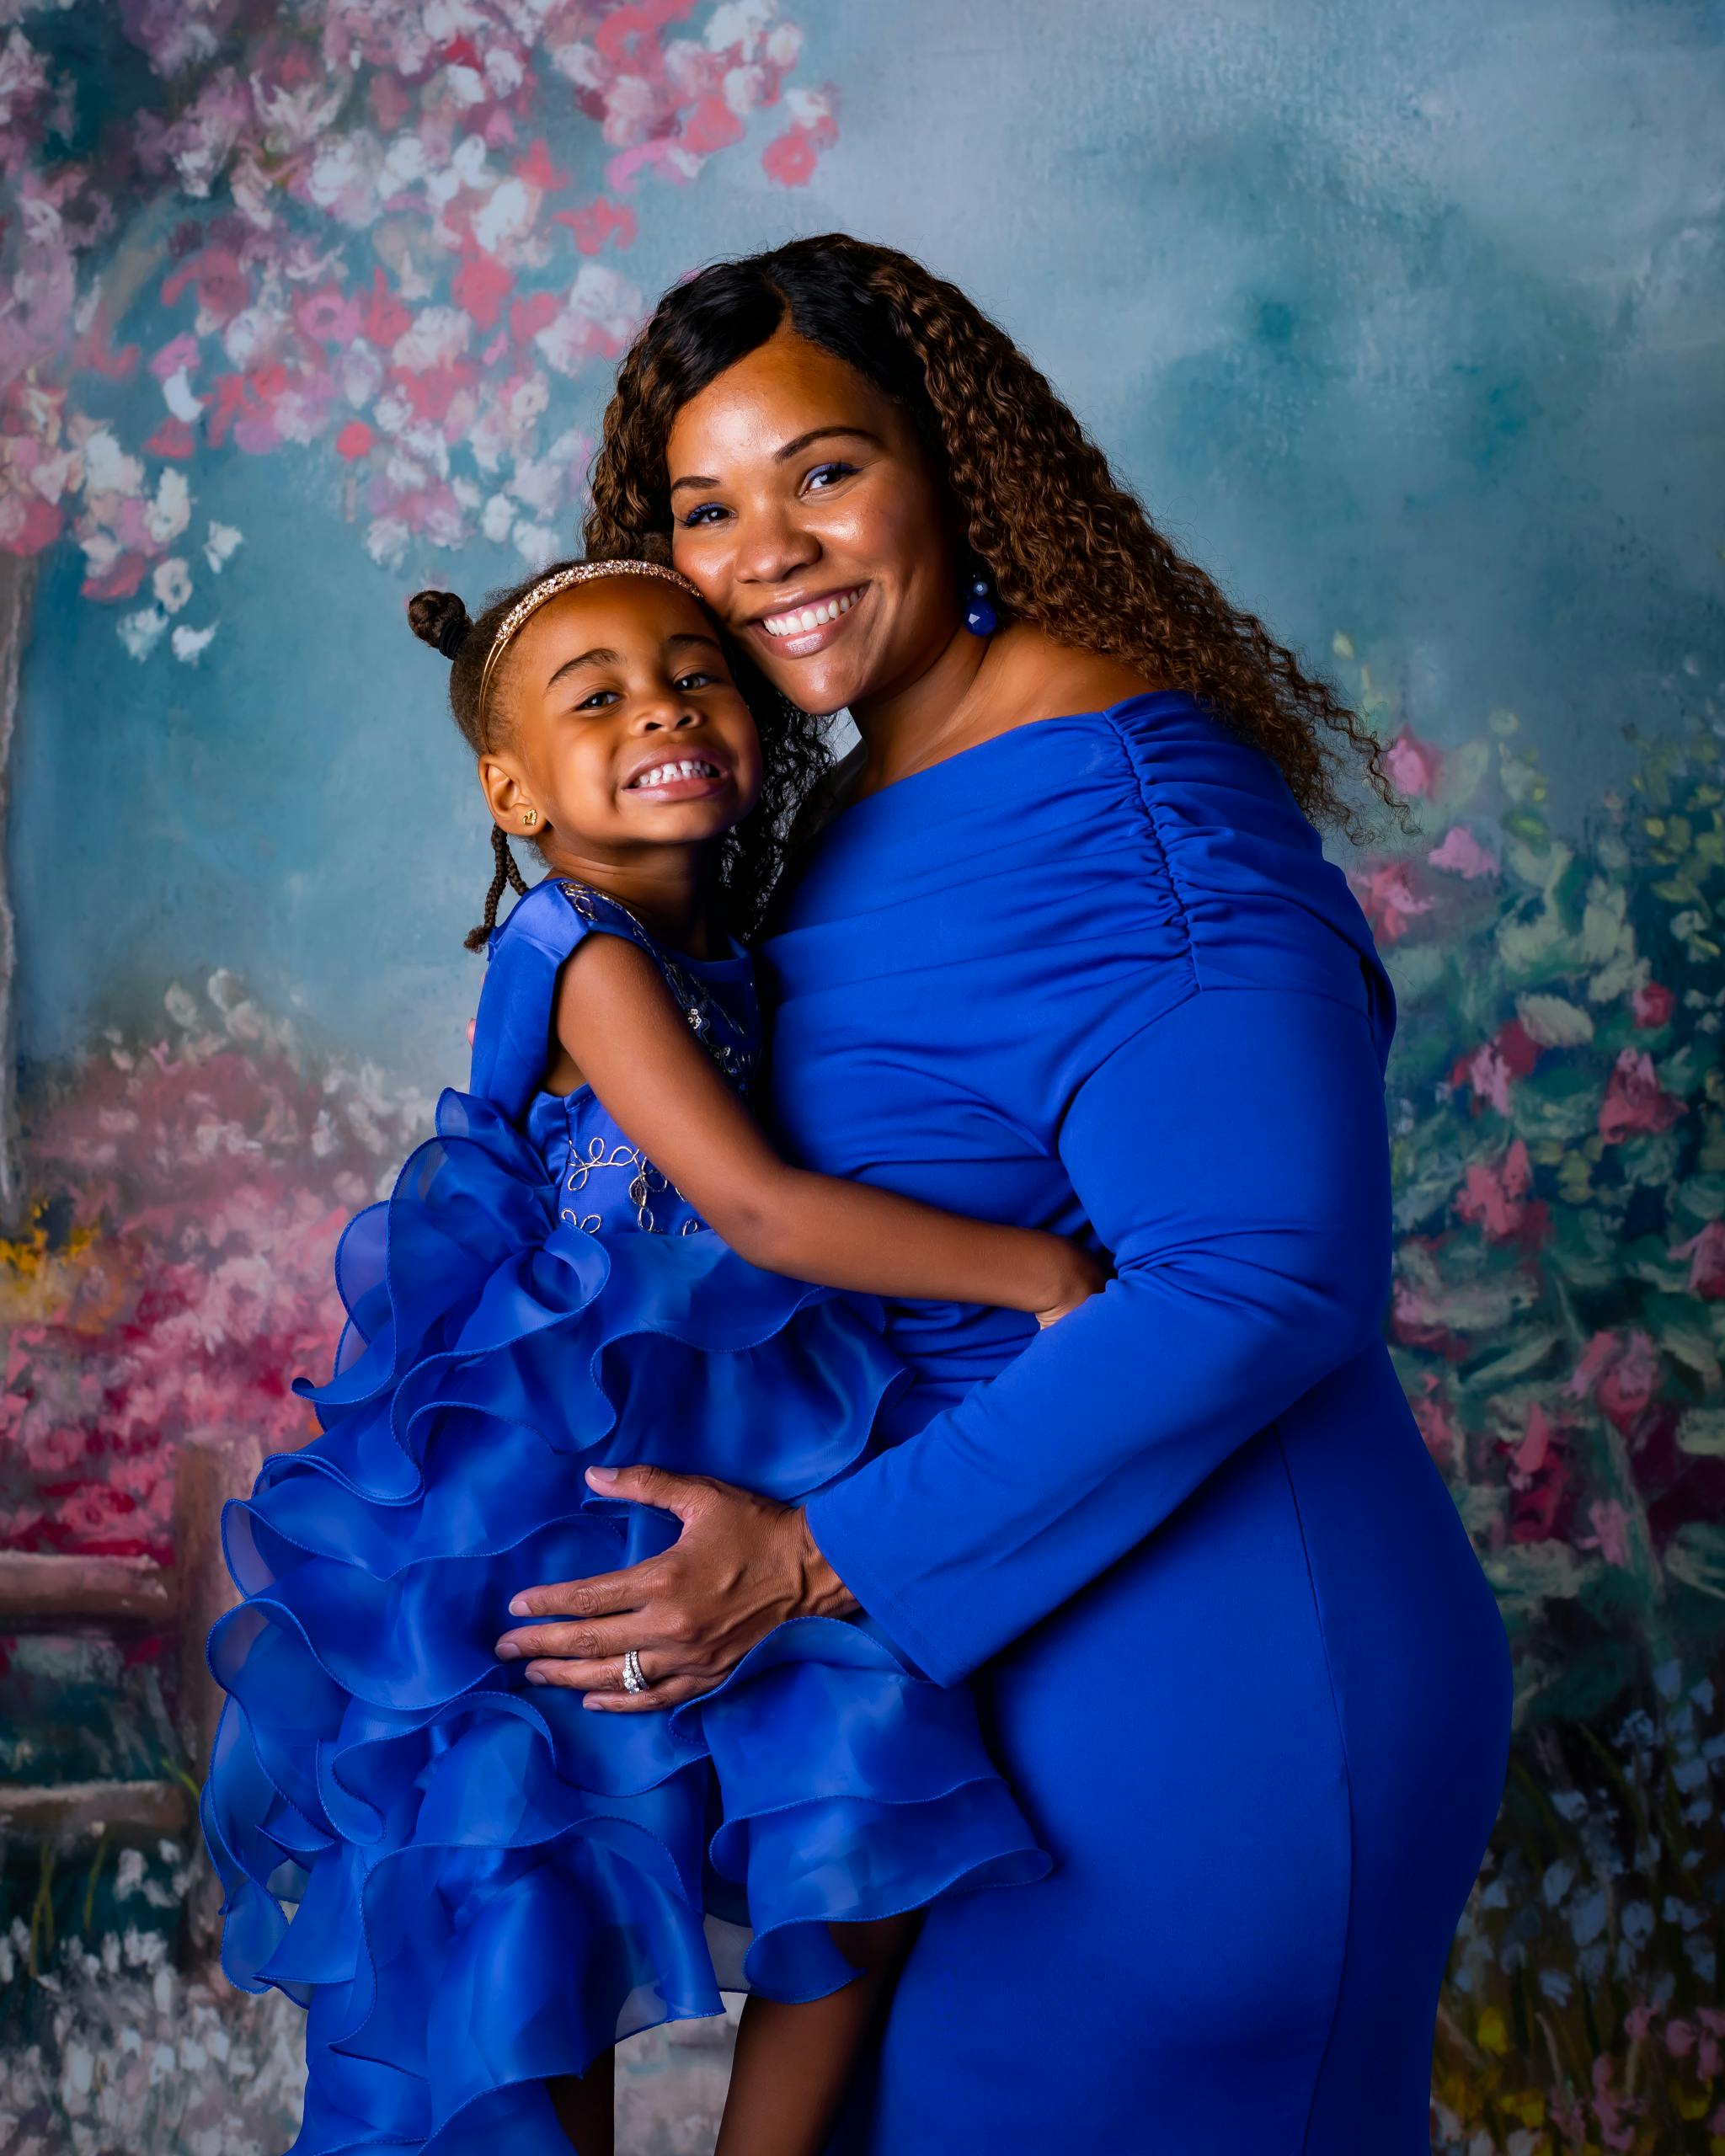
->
[3, 4, 1724, 2155]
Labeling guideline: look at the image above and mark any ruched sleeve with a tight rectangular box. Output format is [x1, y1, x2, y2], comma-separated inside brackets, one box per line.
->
[800, 979, 1396, 1685]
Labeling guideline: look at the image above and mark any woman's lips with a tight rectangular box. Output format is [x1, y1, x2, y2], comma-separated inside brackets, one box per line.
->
[750, 584, 865, 659]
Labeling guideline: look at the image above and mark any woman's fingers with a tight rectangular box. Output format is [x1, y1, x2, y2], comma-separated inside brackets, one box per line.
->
[494, 1613, 641, 1663]
[580, 1667, 713, 1712]
[517, 1648, 713, 1712]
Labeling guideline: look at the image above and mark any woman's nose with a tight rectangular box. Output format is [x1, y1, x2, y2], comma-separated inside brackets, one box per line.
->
[732, 500, 820, 589]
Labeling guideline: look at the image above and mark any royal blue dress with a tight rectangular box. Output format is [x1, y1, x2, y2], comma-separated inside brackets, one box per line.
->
[759, 692, 1514, 2156]
[199, 878, 1049, 2156]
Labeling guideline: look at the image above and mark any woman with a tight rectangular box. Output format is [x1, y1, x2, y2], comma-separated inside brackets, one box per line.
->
[493, 235, 1514, 2153]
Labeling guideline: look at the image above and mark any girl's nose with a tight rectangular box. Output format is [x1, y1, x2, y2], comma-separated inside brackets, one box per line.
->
[633, 700, 701, 733]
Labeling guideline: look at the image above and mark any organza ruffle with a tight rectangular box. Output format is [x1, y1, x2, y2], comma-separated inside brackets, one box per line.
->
[200, 1085, 1049, 2153]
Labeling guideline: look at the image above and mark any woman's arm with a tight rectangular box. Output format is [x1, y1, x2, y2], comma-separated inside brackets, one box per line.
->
[557, 934, 1103, 1321]
[494, 980, 1392, 1707]
[797, 985, 1393, 1683]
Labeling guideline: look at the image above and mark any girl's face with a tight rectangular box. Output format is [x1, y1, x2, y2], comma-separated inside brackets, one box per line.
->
[478, 577, 761, 868]
[665, 324, 961, 718]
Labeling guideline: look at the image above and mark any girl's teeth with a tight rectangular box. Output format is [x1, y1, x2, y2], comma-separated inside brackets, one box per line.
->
[633, 759, 717, 788]
[765, 588, 859, 638]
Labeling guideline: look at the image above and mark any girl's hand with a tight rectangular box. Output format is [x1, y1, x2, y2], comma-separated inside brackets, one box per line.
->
[491, 1465, 858, 1710]
[1035, 1241, 1113, 1328]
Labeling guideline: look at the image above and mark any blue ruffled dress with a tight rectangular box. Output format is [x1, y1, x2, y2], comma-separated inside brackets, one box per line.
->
[199, 875, 1050, 2156]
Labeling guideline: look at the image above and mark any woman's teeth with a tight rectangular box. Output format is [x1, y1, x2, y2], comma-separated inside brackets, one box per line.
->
[761, 588, 862, 638]
[629, 758, 719, 788]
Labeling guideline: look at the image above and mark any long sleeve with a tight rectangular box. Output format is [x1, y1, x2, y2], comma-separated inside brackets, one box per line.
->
[801, 984, 1395, 1687]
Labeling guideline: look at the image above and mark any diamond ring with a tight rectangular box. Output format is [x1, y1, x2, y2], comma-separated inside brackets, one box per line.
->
[622, 1647, 649, 1694]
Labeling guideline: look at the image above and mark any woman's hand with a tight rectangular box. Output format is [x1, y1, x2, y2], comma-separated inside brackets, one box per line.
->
[1035, 1240, 1113, 1328]
[492, 1464, 859, 1710]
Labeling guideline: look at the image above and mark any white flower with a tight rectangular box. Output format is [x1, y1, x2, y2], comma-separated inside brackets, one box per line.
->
[146, 467, 192, 544]
[365, 516, 410, 568]
[391, 304, 471, 371]
[161, 366, 204, 423]
[512, 519, 558, 567]
[171, 622, 216, 664]
[707, 0, 777, 57]
[222, 299, 288, 369]
[118, 606, 168, 661]
[471, 175, 532, 255]
[80, 427, 145, 498]
[203, 521, 243, 572]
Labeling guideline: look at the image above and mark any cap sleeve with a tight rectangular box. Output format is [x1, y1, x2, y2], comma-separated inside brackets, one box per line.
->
[467, 880, 654, 1120]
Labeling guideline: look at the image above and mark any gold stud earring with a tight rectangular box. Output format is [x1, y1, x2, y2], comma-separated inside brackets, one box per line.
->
[522, 810, 537, 829]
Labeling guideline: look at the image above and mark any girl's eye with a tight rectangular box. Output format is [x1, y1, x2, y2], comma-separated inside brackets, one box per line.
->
[574, 688, 620, 711]
[804, 461, 856, 493]
[676, 670, 719, 691]
[679, 502, 726, 529]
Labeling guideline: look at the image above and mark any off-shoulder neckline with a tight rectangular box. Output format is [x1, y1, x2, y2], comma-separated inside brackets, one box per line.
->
[819, 688, 1203, 835]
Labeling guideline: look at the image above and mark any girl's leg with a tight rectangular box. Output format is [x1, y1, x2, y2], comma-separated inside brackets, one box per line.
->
[547, 2047, 615, 2155]
[714, 1913, 920, 2156]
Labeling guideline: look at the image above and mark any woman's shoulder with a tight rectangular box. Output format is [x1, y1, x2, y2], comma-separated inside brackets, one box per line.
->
[1087, 691, 1394, 1046]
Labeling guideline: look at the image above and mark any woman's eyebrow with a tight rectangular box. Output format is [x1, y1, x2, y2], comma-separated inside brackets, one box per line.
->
[668, 426, 883, 498]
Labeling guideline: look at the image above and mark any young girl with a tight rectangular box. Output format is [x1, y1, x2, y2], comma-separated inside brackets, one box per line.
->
[200, 558, 1103, 2156]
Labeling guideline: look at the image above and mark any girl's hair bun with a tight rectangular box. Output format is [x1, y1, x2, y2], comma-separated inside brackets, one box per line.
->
[407, 588, 472, 662]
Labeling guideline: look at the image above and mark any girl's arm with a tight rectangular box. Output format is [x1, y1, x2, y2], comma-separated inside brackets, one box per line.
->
[554, 935, 1103, 1322]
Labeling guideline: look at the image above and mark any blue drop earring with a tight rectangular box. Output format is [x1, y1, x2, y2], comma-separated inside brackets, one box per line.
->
[964, 565, 998, 638]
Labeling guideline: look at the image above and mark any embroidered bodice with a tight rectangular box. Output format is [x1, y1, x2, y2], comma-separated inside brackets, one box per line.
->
[467, 877, 761, 1238]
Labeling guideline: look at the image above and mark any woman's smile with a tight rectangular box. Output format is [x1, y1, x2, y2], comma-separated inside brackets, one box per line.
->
[752, 583, 868, 658]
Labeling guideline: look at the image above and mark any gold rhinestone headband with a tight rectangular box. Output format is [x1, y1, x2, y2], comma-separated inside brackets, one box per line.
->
[476, 559, 707, 726]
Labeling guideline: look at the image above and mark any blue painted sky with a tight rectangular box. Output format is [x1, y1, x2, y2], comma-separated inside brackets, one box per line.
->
[13, 0, 1723, 1083]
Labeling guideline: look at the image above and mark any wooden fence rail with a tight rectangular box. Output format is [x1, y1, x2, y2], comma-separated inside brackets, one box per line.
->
[0, 1428, 264, 1961]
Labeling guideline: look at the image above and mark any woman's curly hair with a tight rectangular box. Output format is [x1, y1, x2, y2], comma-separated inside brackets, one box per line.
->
[584, 232, 1401, 844]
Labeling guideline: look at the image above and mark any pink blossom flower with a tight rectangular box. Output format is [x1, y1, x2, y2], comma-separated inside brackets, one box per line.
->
[1599, 1048, 1685, 1143]
[452, 251, 515, 333]
[1501, 1401, 1570, 1541]
[1567, 1329, 1661, 1437]
[557, 196, 638, 254]
[1353, 862, 1434, 943]
[1455, 1138, 1533, 1241]
[1382, 724, 1442, 798]
[1410, 1377, 1459, 1470]
[1579, 1499, 1632, 1566]
[1632, 979, 1674, 1028]
[293, 287, 364, 346]
[1427, 825, 1498, 878]
[1673, 1219, 1725, 1299]
[1454, 1039, 1514, 1117]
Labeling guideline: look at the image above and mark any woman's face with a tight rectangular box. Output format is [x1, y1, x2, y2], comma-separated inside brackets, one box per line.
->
[665, 323, 961, 718]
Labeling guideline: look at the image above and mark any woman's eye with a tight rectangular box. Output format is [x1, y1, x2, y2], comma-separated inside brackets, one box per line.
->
[804, 461, 856, 493]
[679, 502, 726, 529]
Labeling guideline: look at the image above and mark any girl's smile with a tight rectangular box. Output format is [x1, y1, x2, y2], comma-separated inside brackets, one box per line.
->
[622, 749, 732, 800]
